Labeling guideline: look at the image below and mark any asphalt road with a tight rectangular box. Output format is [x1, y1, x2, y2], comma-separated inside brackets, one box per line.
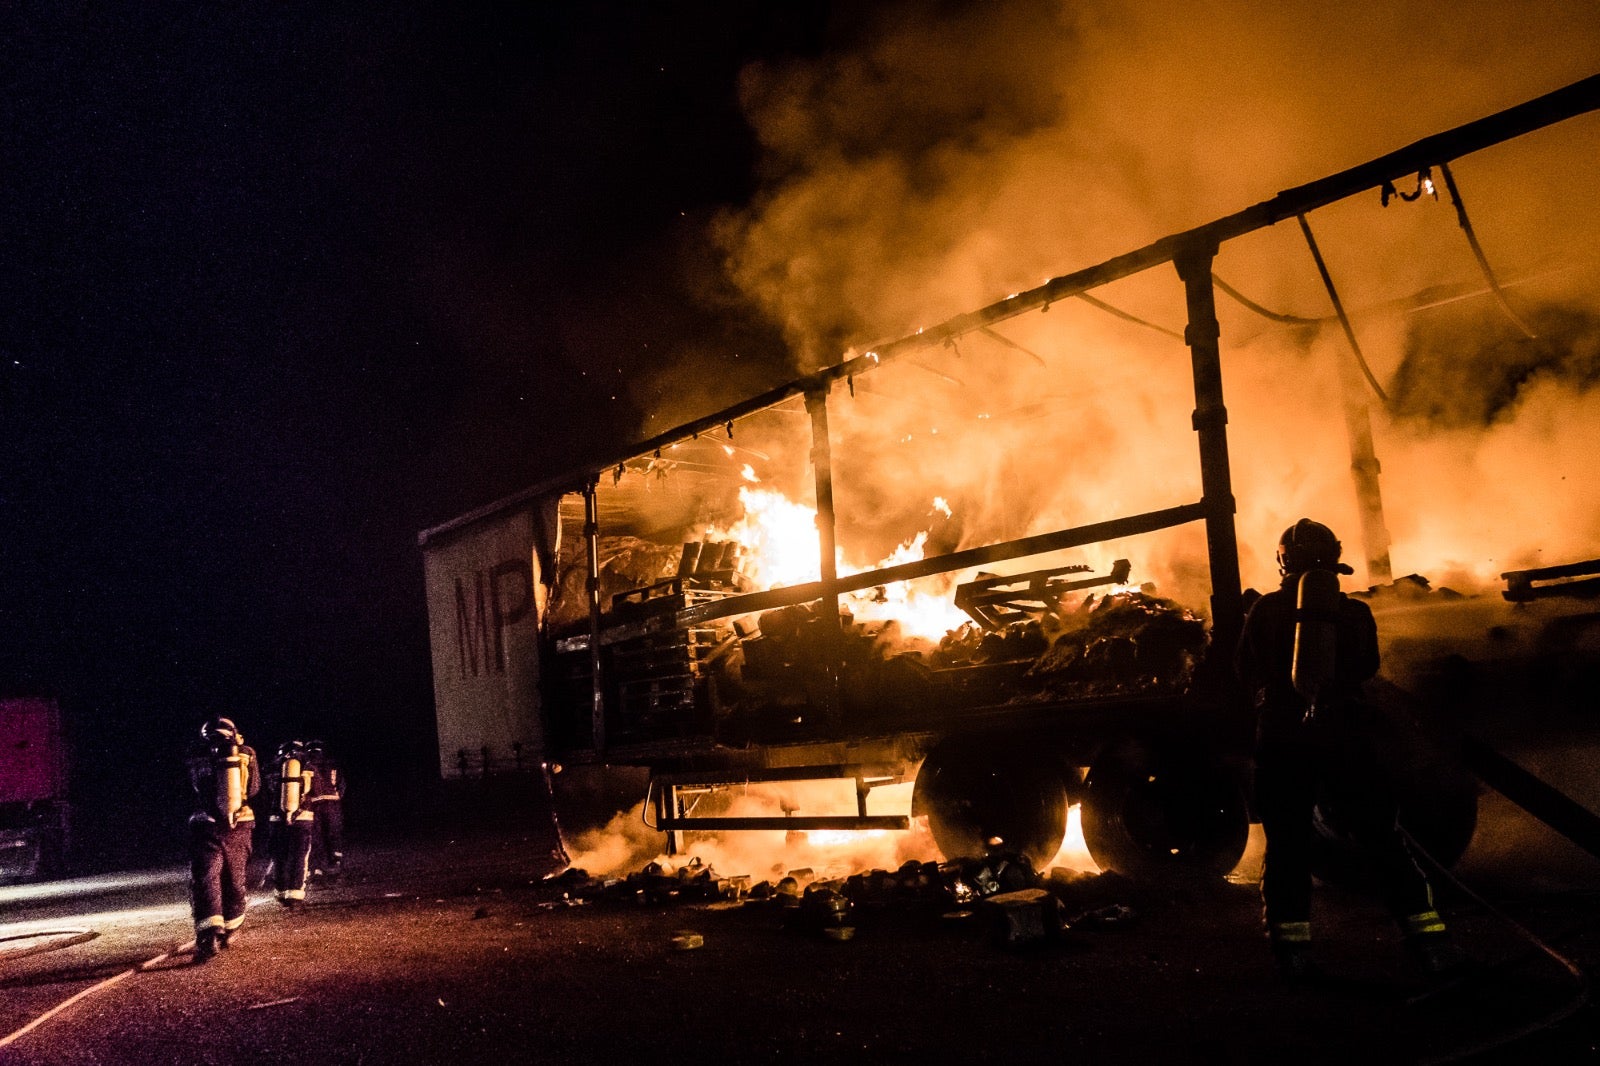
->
[2, 811, 1598, 1065]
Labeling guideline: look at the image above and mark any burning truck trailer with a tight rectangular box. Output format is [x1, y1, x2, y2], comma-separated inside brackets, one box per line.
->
[420, 74, 1600, 886]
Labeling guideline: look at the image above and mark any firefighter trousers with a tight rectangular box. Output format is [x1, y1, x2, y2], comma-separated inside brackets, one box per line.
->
[271, 817, 315, 901]
[189, 816, 254, 933]
[310, 799, 344, 873]
[1255, 726, 1435, 944]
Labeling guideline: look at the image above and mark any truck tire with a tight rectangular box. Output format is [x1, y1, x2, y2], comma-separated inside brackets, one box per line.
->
[1081, 741, 1249, 883]
[1310, 680, 1480, 880]
[1310, 774, 1479, 880]
[912, 739, 1071, 867]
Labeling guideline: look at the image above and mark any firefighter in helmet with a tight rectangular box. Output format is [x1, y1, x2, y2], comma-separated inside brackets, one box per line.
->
[267, 739, 316, 906]
[303, 738, 346, 879]
[1236, 519, 1462, 980]
[186, 716, 260, 962]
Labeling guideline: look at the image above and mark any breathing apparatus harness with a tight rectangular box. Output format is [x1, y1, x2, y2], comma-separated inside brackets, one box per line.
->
[274, 741, 316, 824]
[200, 718, 252, 828]
[1278, 519, 1355, 726]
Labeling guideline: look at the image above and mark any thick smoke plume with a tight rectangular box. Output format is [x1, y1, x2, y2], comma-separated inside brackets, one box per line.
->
[710, 0, 1600, 598]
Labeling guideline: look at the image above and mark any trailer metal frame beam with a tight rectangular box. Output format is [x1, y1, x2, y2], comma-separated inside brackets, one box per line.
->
[651, 763, 908, 787]
[655, 815, 912, 833]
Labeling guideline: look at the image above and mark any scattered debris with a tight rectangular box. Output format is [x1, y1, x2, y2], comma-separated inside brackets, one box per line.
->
[537, 854, 1138, 954]
[983, 888, 1070, 948]
[786, 885, 855, 940]
[1069, 903, 1138, 930]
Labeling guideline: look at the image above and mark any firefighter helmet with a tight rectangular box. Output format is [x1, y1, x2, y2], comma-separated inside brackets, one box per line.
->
[201, 717, 240, 744]
[1277, 518, 1354, 576]
[277, 739, 307, 762]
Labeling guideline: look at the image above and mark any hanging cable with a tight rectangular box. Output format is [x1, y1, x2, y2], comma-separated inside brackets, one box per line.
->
[1296, 214, 1390, 405]
[1438, 161, 1538, 339]
[977, 326, 1048, 367]
[1211, 274, 1323, 325]
[1073, 292, 1184, 340]
[905, 358, 968, 388]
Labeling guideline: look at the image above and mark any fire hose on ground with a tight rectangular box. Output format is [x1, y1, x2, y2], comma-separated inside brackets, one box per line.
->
[0, 929, 185, 1051]
[1397, 742, 1599, 1066]
[0, 901, 255, 1052]
[1403, 828, 1592, 1066]
[0, 927, 99, 962]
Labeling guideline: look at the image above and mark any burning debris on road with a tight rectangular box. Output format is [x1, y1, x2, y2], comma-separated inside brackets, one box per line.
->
[542, 850, 1137, 951]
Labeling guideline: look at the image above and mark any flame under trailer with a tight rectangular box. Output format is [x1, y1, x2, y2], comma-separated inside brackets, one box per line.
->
[419, 75, 1600, 882]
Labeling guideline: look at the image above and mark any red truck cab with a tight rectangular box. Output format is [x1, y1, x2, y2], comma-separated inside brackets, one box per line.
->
[0, 697, 71, 882]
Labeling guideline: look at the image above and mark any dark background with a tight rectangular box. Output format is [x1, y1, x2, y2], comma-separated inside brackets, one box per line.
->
[2, 3, 856, 866]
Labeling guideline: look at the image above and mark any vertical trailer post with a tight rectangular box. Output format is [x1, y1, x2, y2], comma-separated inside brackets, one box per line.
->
[583, 478, 606, 759]
[1337, 380, 1394, 583]
[806, 387, 845, 729]
[654, 782, 680, 857]
[1294, 215, 1394, 583]
[1175, 244, 1245, 654]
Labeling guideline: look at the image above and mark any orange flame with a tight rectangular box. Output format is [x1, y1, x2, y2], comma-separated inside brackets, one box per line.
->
[707, 488, 970, 640]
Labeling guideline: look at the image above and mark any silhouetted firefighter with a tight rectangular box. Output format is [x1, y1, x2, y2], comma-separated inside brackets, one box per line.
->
[186, 716, 260, 962]
[304, 738, 346, 879]
[1237, 519, 1464, 981]
[267, 738, 316, 906]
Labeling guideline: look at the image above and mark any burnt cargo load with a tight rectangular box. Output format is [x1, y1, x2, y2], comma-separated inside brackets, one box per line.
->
[419, 76, 1600, 883]
[0, 697, 71, 883]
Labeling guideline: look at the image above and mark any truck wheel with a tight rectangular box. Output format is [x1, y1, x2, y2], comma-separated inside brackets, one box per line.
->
[1311, 781, 1479, 880]
[1081, 742, 1249, 883]
[1310, 680, 1481, 880]
[1395, 780, 1479, 870]
[913, 740, 1070, 867]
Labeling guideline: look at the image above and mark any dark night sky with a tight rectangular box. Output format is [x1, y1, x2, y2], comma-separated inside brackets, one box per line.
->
[2, 3, 848, 862]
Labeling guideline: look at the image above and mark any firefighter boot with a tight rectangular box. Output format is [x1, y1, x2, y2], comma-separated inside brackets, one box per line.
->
[194, 927, 219, 964]
[1269, 921, 1321, 984]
